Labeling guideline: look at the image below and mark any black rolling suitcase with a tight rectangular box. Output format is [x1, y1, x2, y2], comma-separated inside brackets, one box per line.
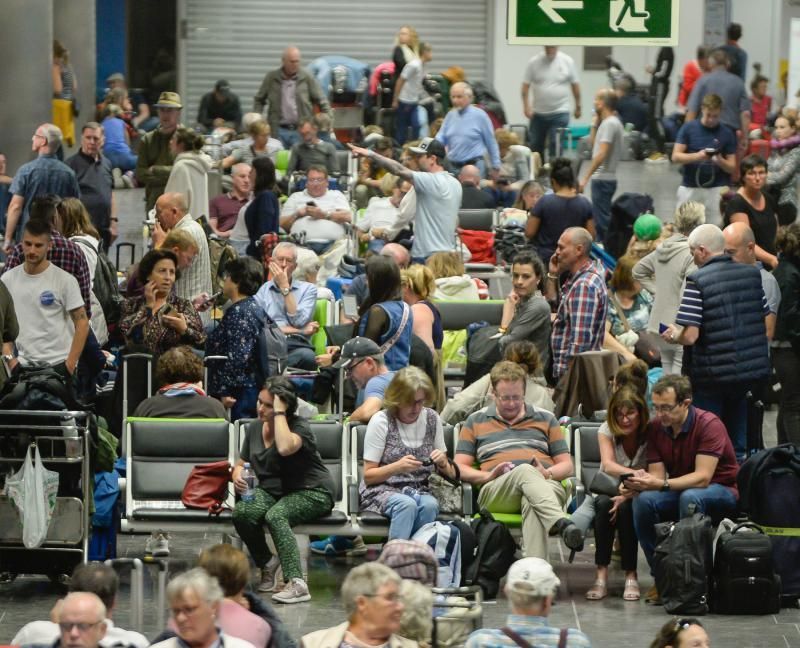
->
[711, 521, 781, 614]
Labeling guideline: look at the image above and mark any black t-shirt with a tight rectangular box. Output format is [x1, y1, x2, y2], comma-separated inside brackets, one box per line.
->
[460, 185, 496, 210]
[531, 193, 594, 262]
[723, 193, 778, 256]
[65, 151, 113, 232]
[240, 417, 335, 501]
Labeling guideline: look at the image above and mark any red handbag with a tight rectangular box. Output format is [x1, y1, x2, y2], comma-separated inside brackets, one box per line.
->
[181, 460, 232, 515]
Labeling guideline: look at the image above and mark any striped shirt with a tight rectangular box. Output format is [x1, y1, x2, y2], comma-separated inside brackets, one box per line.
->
[457, 404, 566, 470]
[676, 276, 769, 328]
[466, 615, 592, 648]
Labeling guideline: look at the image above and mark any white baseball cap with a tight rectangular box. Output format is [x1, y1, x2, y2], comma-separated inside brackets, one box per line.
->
[505, 558, 560, 598]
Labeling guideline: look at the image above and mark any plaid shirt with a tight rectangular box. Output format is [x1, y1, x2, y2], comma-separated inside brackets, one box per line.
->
[550, 260, 608, 379]
[3, 229, 92, 318]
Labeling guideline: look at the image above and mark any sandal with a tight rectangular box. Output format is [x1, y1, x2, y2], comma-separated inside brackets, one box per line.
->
[623, 578, 641, 601]
[585, 579, 608, 600]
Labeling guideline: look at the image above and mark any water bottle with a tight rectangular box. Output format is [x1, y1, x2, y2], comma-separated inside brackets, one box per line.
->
[241, 463, 257, 502]
[62, 416, 80, 459]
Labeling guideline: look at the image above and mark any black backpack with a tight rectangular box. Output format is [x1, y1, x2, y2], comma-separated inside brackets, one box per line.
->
[653, 513, 714, 615]
[73, 238, 123, 325]
[711, 521, 781, 614]
[450, 518, 478, 585]
[604, 192, 654, 260]
[464, 508, 517, 599]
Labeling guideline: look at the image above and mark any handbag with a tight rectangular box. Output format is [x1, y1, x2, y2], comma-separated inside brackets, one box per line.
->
[428, 462, 462, 514]
[181, 460, 232, 515]
[589, 470, 620, 497]
[610, 293, 661, 368]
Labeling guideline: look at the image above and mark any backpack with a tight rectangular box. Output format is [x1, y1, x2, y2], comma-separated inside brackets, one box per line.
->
[73, 238, 123, 325]
[208, 237, 238, 295]
[653, 513, 714, 615]
[255, 311, 288, 382]
[450, 518, 478, 584]
[464, 508, 518, 599]
[604, 192, 654, 260]
[377, 539, 438, 585]
[711, 520, 781, 614]
[738, 444, 800, 599]
[412, 521, 462, 587]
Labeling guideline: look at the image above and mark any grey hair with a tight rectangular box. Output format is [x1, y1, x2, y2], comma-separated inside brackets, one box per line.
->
[673, 201, 706, 235]
[340, 563, 401, 618]
[451, 81, 473, 99]
[40, 123, 63, 152]
[507, 584, 548, 611]
[241, 113, 264, 130]
[166, 568, 223, 606]
[565, 226, 593, 255]
[688, 223, 725, 253]
[398, 580, 433, 643]
[294, 253, 321, 280]
[273, 241, 298, 261]
[231, 162, 252, 176]
[60, 592, 107, 624]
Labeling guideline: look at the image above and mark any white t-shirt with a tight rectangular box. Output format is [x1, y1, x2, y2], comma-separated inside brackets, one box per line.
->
[398, 58, 425, 104]
[364, 409, 446, 462]
[411, 171, 462, 257]
[229, 200, 251, 243]
[282, 189, 352, 241]
[358, 196, 401, 232]
[523, 51, 579, 115]
[598, 421, 647, 469]
[1, 263, 84, 366]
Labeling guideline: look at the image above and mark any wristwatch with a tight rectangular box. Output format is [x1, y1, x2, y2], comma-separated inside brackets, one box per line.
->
[661, 478, 670, 492]
[2, 354, 13, 362]
[281, 287, 290, 296]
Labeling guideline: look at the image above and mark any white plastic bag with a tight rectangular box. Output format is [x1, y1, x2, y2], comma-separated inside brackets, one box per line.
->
[5, 445, 59, 548]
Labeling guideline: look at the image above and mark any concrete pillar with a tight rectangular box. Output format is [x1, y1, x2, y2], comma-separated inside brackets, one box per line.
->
[53, 0, 97, 139]
[0, 0, 53, 173]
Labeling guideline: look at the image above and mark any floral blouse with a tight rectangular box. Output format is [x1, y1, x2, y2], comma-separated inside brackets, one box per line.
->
[119, 293, 205, 355]
[608, 289, 654, 336]
[205, 297, 264, 397]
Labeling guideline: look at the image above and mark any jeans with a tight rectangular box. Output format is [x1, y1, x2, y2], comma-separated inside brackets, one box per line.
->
[287, 335, 317, 371]
[446, 158, 487, 178]
[104, 149, 138, 172]
[229, 384, 259, 421]
[590, 178, 617, 244]
[692, 382, 751, 461]
[529, 111, 570, 160]
[632, 484, 738, 571]
[773, 347, 800, 445]
[382, 492, 439, 540]
[278, 127, 301, 148]
[394, 100, 420, 145]
[305, 240, 334, 255]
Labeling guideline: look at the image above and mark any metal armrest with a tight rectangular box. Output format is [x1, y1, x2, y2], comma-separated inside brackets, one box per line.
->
[347, 481, 359, 515]
[461, 482, 474, 517]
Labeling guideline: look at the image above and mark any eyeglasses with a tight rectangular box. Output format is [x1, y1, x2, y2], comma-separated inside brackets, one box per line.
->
[615, 409, 639, 421]
[653, 402, 683, 414]
[307, 177, 327, 184]
[364, 591, 401, 604]
[496, 395, 523, 403]
[346, 359, 366, 375]
[170, 604, 202, 617]
[59, 621, 103, 633]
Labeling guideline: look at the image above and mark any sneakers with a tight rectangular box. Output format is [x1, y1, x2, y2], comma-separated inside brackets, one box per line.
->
[309, 535, 368, 557]
[145, 532, 170, 557]
[272, 577, 311, 604]
[553, 518, 584, 552]
[121, 171, 136, 188]
[258, 557, 283, 593]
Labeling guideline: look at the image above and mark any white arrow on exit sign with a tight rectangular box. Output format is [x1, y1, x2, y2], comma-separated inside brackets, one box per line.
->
[538, 0, 584, 24]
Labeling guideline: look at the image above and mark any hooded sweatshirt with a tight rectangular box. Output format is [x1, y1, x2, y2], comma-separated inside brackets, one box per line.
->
[433, 274, 480, 301]
[632, 233, 696, 333]
[164, 151, 213, 221]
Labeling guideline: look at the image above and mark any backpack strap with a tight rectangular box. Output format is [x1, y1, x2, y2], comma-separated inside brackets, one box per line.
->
[379, 302, 410, 355]
[500, 627, 533, 648]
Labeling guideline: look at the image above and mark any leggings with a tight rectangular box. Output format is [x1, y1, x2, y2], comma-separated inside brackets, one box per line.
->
[233, 486, 332, 581]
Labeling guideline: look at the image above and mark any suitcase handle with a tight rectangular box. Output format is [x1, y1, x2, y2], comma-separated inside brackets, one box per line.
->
[731, 521, 766, 535]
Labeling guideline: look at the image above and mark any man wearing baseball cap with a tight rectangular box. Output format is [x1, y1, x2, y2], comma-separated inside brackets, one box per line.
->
[197, 80, 242, 132]
[349, 137, 461, 264]
[465, 558, 591, 648]
[136, 91, 182, 213]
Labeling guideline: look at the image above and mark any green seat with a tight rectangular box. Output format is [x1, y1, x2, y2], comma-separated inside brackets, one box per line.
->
[275, 149, 290, 174]
[311, 298, 332, 355]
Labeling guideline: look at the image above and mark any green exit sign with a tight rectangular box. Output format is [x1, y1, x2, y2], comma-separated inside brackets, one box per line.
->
[508, 0, 679, 46]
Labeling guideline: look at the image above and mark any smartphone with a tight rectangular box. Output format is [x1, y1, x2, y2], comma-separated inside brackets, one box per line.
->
[619, 472, 634, 483]
[704, 147, 717, 156]
[203, 291, 223, 306]
[421, 457, 434, 467]
[306, 201, 317, 207]
[343, 294, 359, 320]
[658, 322, 669, 334]
[162, 305, 174, 317]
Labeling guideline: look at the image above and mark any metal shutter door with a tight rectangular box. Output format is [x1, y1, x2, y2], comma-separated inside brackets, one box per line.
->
[179, 0, 491, 120]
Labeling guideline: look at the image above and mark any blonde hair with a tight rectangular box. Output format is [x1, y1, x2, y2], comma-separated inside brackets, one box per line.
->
[673, 201, 706, 235]
[495, 129, 520, 149]
[394, 25, 420, 54]
[162, 228, 199, 252]
[248, 120, 270, 137]
[57, 198, 100, 240]
[401, 264, 436, 300]
[383, 367, 435, 417]
[426, 251, 464, 279]
[379, 173, 398, 197]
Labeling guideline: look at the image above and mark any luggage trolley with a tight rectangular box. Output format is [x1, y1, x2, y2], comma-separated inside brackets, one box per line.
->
[0, 410, 92, 578]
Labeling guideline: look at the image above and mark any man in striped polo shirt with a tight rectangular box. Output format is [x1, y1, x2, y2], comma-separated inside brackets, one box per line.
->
[455, 362, 583, 560]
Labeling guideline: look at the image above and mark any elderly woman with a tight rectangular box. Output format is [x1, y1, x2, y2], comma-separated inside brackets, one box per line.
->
[206, 257, 265, 420]
[359, 367, 456, 539]
[633, 200, 705, 374]
[119, 248, 205, 355]
[151, 568, 255, 648]
[442, 341, 554, 425]
[585, 386, 649, 602]
[232, 377, 335, 604]
[301, 563, 417, 648]
[197, 545, 272, 648]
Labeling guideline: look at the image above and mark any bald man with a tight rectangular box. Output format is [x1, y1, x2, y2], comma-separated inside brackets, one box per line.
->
[345, 242, 410, 308]
[253, 46, 332, 148]
[723, 221, 780, 339]
[458, 164, 495, 209]
[545, 227, 608, 380]
[48, 592, 106, 648]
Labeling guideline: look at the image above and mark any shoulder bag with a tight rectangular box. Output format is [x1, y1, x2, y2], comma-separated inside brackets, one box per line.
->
[181, 460, 232, 515]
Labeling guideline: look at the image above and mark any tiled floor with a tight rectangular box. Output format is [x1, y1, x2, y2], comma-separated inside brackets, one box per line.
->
[2, 161, 799, 646]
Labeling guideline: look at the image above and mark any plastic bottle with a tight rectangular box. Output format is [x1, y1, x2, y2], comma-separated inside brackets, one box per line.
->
[62, 416, 80, 459]
[241, 463, 257, 502]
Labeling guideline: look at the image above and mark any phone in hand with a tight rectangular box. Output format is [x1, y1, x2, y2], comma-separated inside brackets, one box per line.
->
[704, 147, 718, 157]
[619, 472, 634, 484]
[203, 291, 223, 306]
[658, 322, 669, 334]
[421, 457, 434, 467]
[306, 201, 317, 207]
[162, 305, 174, 317]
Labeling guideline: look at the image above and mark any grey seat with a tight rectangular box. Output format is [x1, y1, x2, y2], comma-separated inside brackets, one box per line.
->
[458, 209, 495, 231]
[437, 300, 504, 331]
[572, 421, 603, 506]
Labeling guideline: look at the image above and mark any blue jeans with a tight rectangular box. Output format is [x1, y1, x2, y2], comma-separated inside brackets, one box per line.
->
[367, 238, 386, 253]
[279, 127, 301, 148]
[104, 149, 138, 172]
[633, 484, 738, 571]
[693, 383, 751, 462]
[394, 101, 420, 145]
[446, 158, 487, 178]
[590, 178, 617, 244]
[382, 492, 438, 540]
[230, 384, 259, 421]
[529, 111, 570, 159]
